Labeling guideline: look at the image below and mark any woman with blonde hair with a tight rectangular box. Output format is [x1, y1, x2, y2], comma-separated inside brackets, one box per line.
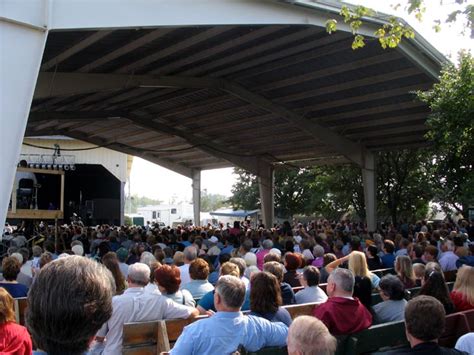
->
[0, 287, 32, 354]
[395, 255, 416, 289]
[451, 265, 474, 312]
[326, 251, 380, 289]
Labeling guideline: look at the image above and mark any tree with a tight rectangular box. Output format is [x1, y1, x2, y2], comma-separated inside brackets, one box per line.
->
[229, 168, 317, 218]
[125, 195, 163, 214]
[416, 51, 474, 215]
[229, 149, 434, 223]
[325, 1, 473, 50]
[200, 190, 231, 212]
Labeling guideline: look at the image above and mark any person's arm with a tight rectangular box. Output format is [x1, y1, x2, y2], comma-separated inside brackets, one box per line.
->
[188, 307, 199, 319]
[325, 253, 351, 273]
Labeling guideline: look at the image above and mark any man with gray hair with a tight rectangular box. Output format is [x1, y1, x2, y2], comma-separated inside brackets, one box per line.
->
[180, 245, 198, 285]
[257, 239, 274, 270]
[171, 275, 288, 355]
[439, 240, 459, 272]
[313, 268, 372, 335]
[287, 315, 337, 355]
[94, 262, 199, 354]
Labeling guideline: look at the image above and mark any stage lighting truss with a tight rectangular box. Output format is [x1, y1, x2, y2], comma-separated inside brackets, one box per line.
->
[21, 153, 76, 171]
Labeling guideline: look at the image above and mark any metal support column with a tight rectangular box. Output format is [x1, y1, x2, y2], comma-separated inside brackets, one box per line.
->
[192, 169, 201, 226]
[361, 151, 377, 232]
[0, 13, 48, 226]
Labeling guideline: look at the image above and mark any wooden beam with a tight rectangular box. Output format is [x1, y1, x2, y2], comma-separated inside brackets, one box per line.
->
[56, 129, 194, 178]
[41, 31, 113, 71]
[222, 81, 365, 166]
[76, 28, 175, 73]
[29, 110, 126, 122]
[115, 27, 232, 74]
[34, 72, 225, 99]
[127, 112, 268, 174]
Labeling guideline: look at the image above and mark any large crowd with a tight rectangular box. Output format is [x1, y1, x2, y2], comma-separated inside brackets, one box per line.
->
[1, 218, 474, 354]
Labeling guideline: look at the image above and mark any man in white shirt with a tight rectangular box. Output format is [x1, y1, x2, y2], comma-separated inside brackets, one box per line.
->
[179, 246, 197, 286]
[95, 263, 199, 354]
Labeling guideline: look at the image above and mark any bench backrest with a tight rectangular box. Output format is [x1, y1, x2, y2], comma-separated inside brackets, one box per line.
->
[284, 302, 320, 320]
[348, 320, 408, 355]
[122, 316, 207, 355]
[14, 297, 28, 326]
[439, 311, 470, 348]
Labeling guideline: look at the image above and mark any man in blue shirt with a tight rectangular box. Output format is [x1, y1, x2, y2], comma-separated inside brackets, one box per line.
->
[171, 275, 288, 355]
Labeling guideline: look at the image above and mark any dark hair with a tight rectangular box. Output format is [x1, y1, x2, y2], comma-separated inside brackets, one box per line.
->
[353, 276, 372, 310]
[285, 253, 300, 271]
[379, 275, 405, 300]
[405, 295, 445, 341]
[189, 258, 209, 280]
[250, 272, 281, 314]
[264, 253, 280, 263]
[1, 257, 21, 281]
[26, 256, 114, 355]
[323, 253, 337, 266]
[367, 245, 378, 257]
[383, 240, 395, 254]
[418, 271, 453, 313]
[424, 245, 439, 259]
[219, 253, 232, 265]
[413, 245, 423, 258]
[350, 237, 361, 251]
[101, 252, 126, 295]
[303, 266, 320, 287]
[155, 265, 181, 294]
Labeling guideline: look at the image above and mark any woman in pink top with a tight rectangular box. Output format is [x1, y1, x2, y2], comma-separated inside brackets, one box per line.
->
[0, 287, 32, 355]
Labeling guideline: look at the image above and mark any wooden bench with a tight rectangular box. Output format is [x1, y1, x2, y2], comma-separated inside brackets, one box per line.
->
[122, 315, 207, 355]
[14, 297, 28, 326]
[284, 302, 320, 320]
[372, 268, 395, 277]
[439, 310, 470, 348]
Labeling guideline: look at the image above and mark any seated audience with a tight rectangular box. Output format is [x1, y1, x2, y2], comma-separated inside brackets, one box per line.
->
[413, 263, 426, 286]
[155, 264, 195, 307]
[284, 253, 303, 287]
[353, 275, 373, 312]
[181, 258, 214, 299]
[102, 252, 127, 295]
[418, 270, 455, 314]
[116, 247, 129, 278]
[439, 240, 459, 272]
[295, 266, 328, 304]
[366, 245, 383, 270]
[455, 333, 474, 354]
[287, 315, 337, 355]
[326, 251, 380, 289]
[95, 262, 198, 354]
[229, 257, 250, 289]
[389, 295, 467, 354]
[250, 271, 292, 326]
[257, 239, 274, 270]
[373, 275, 407, 323]
[423, 245, 439, 263]
[264, 261, 296, 305]
[0, 287, 32, 354]
[381, 240, 396, 268]
[171, 275, 288, 354]
[396, 255, 416, 289]
[409, 244, 425, 265]
[0, 257, 28, 298]
[319, 253, 337, 283]
[311, 245, 325, 268]
[450, 265, 474, 312]
[27, 256, 113, 355]
[179, 246, 197, 285]
[313, 268, 372, 335]
[198, 262, 250, 314]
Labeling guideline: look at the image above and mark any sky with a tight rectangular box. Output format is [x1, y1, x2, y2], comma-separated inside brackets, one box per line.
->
[128, 0, 473, 202]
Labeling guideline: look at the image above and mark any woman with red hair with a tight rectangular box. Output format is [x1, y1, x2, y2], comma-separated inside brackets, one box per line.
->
[0, 287, 32, 354]
[155, 265, 195, 306]
[283, 252, 303, 287]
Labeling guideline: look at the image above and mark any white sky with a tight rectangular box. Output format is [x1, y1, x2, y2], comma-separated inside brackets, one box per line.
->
[128, 0, 473, 202]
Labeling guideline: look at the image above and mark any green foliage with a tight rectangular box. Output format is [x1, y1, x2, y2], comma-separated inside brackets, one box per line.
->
[325, 1, 473, 51]
[416, 51, 474, 214]
[125, 195, 163, 214]
[229, 149, 434, 223]
[124, 215, 132, 226]
[200, 190, 231, 212]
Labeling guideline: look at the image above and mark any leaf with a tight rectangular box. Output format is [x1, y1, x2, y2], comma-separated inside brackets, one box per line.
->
[351, 34, 366, 50]
[325, 19, 337, 34]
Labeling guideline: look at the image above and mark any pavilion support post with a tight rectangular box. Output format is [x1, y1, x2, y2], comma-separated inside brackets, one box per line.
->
[0, 16, 48, 226]
[192, 169, 201, 227]
[257, 164, 274, 229]
[361, 151, 377, 232]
